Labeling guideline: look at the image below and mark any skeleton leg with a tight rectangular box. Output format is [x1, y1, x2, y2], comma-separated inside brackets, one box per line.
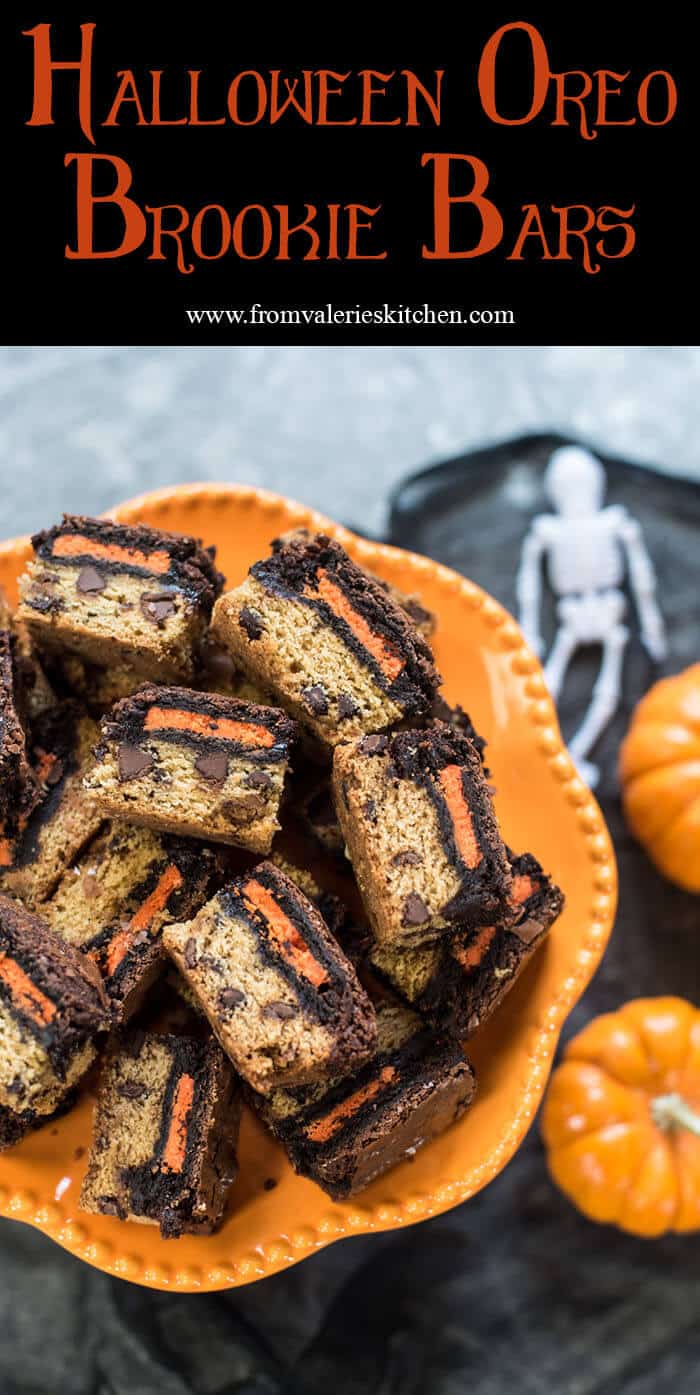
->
[544, 624, 578, 700]
[568, 623, 628, 784]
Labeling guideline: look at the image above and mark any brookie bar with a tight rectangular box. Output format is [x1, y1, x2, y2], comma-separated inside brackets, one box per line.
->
[333, 722, 511, 948]
[0, 893, 110, 1116]
[251, 1001, 476, 1199]
[210, 532, 439, 748]
[17, 514, 223, 682]
[84, 684, 297, 853]
[370, 850, 564, 1036]
[163, 860, 377, 1094]
[80, 1030, 240, 1237]
[44, 824, 221, 1021]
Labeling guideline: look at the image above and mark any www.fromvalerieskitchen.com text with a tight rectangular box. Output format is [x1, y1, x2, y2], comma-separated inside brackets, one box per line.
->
[185, 304, 516, 328]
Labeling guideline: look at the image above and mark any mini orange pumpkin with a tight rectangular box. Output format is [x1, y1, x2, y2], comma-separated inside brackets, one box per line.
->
[619, 663, 700, 893]
[542, 997, 700, 1236]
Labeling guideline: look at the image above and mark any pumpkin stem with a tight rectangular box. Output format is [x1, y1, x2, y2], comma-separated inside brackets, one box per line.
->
[651, 1092, 700, 1137]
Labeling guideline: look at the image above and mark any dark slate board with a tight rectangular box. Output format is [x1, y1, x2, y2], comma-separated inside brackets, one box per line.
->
[1, 435, 699, 1395]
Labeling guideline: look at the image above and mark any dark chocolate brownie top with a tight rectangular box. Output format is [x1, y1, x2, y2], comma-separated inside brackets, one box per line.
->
[429, 696, 488, 767]
[32, 514, 223, 610]
[104, 1032, 237, 1236]
[0, 893, 110, 1077]
[98, 684, 297, 765]
[252, 534, 440, 709]
[219, 861, 376, 1051]
[507, 851, 565, 944]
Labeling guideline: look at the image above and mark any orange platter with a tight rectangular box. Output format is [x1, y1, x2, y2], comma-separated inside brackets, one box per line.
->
[0, 483, 617, 1291]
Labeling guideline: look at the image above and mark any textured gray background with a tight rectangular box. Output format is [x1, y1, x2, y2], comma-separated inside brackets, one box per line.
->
[1, 346, 698, 1395]
[1, 346, 699, 539]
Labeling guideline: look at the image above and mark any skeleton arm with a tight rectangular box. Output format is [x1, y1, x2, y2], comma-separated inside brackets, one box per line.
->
[516, 523, 547, 656]
[618, 511, 667, 662]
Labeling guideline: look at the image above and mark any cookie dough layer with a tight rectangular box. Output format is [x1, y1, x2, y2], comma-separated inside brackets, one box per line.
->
[333, 724, 511, 949]
[44, 824, 221, 1021]
[84, 684, 297, 853]
[371, 850, 564, 1036]
[253, 1002, 476, 1199]
[164, 860, 376, 1094]
[18, 514, 223, 682]
[80, 1031, 240, 1237]
[211, 533, 439, 748]
[0, 894, 110, 1114]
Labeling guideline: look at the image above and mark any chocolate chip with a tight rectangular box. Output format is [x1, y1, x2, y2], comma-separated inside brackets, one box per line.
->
[27, 593, 62, 614]
[263, 1001, 298, 1020]
[140, 592, 177, 626]
[194, 750, 229, 784]
[263, 1177, 278, 1191]
[337, 693, 358, 720]
[246, 769, 272, 790]
[118, 1081, 148, 1100]
[184, 937, 198, 969]
[45, 758, 64, 787]
[74, 1146, 86, 1160]
[223, 795, 266, 822]
[363, 799, 377, 821]
[401, 892, 430, 927]
[117, 744, 154, 782]
[359, 734, 388, 755]
[76, 566, 105, 594]
[219, 987, 246, 1010]
[201, 647, 236, 682]
[391, 850, 423, 867]
[239, 606, 264, 640]
[301, 685, 329, 716]
[82, 871, 100, 899]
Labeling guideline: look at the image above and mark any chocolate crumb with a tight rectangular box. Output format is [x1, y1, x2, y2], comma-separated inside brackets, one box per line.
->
[401, 892, 430, 927]
[118, 1080, 148, 1100]
[117, 744, 154, 782]
[263, 1001, 298, 1020]
[140, 592, 177, 626]
[239, 606, 264, 640]
[76, 566, 105, 594]
[301, 685, 329, 716]
[337, 693, 358, 719]
[74, 1146, 86, 1160]
[219, 987, 246, 1010]
[363, 799, 377, 821]
[194, 751, 229, 785]
[184, 937, 198, 969]
[263, 1177, 278, 1191]
[391, 850, 423, 867]
[359, 734, 388, 755]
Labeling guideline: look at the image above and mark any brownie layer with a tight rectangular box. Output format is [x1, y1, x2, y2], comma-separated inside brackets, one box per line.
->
[0, 1088, 78, 1153]
[44, 824, 221, 1021]
[370, 851, 564, 1035]
[0, 703, 103, 906]
[0, 628, 39, 843]
[0, 893, 110, 1113]
[163, 860, 376, 1094]
[84, 685, 297, 853]
[333, 723, 511, 948]
[80, 1031, 240, 1237]
[211, 533, 440, 747]
[253, 1002, 476, 1198]
[18, 515, 223, 682]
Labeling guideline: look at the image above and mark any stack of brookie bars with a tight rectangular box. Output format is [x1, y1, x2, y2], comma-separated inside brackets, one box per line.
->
[0, 516, 563, 1237]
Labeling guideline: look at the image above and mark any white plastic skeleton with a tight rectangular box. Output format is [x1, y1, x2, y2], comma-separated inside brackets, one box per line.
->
[516, 446, 666, 788]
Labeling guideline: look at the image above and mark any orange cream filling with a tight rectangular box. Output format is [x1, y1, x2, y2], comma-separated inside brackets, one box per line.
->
[308, 569, 404, 684]
[144, 706, 274, 747]
[438, 765, 482, 869]
[161, 1072, 195, 1172]
[452, 923, 498, 972]
[510, 874, 535, 908]
[305, 1065, 396, 1143]
[105, 864, 183, 977]
[0, 835, 13, 868]
[0, 953, 56, 1026]
[242, 878, 328, 988]
[52, 534, 171, 574]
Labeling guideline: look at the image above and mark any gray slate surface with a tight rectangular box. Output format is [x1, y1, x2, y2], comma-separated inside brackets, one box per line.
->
[1, 348, 699, 1395]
